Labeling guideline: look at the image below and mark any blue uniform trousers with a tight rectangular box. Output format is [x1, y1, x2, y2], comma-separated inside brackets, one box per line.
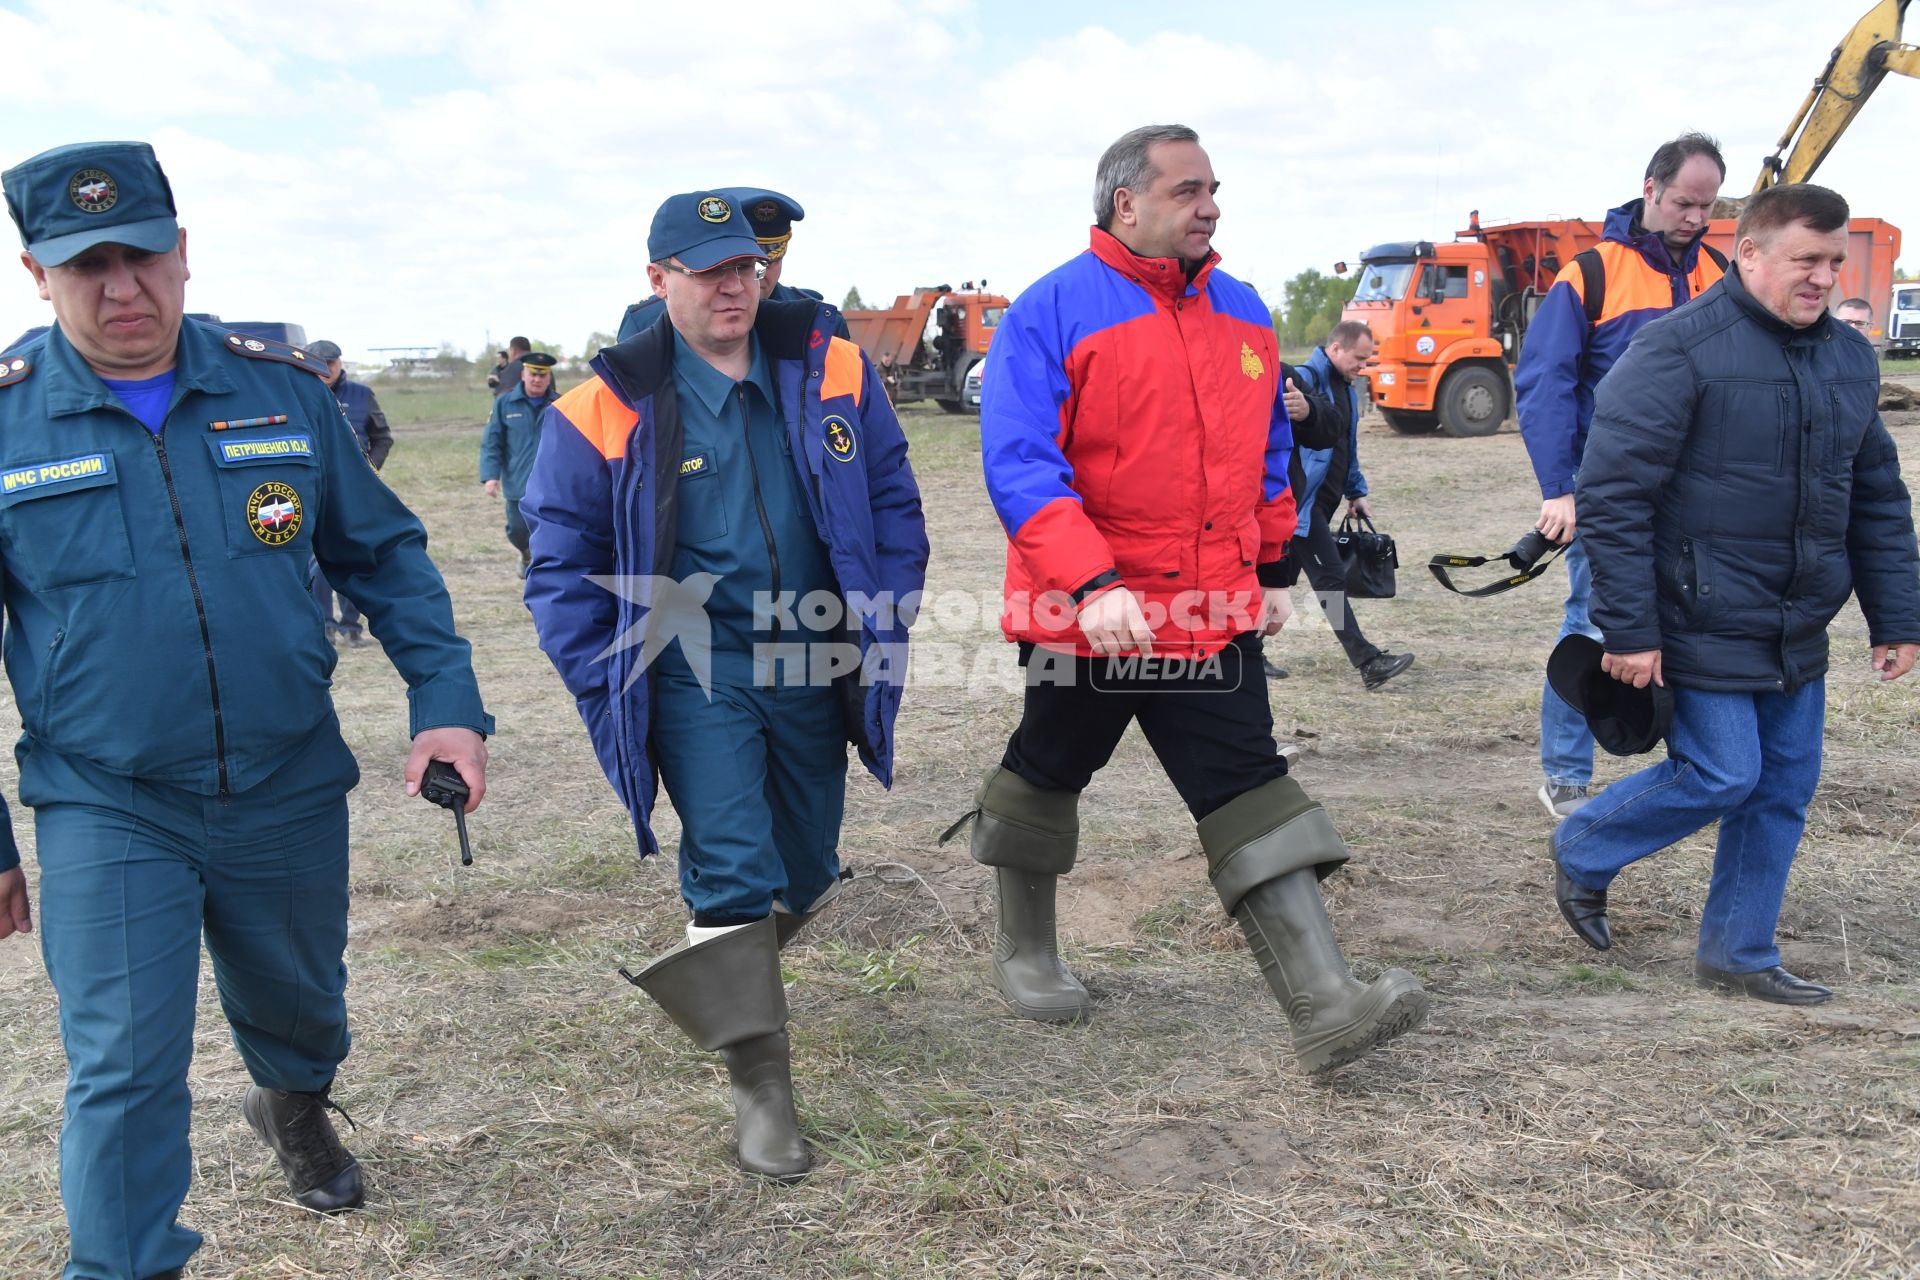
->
[1555, 681, 1825, 973]
[649, 674, 848, 923]
[1541, 538, 1603, 787]
[503, 496, 530, 555]
[307, 557, 363, 633]
[25, 723, 359, 1280]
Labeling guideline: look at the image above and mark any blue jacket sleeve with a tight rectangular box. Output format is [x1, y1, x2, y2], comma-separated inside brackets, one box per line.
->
[979, 293, 1117, 595]
[1343, 397, 1368, 501]
[1576, 325, 1698, 655]
[1515, 278, 1592, 499]
[519, 402, 627, 798]
[306, 378, 493, 738]
[479, 397, 507, 484]
[0, 609, 13, 871]
[856, 354, 929, 621]
[1846, 416, 1920, 646]
[1258, 372, 1297, 563]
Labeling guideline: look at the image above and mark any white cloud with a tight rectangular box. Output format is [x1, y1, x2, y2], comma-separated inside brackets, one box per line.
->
[1, 1, 1913, 358]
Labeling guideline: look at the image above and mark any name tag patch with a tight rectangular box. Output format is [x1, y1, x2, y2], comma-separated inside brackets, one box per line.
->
[217, 434, 313, 465]
[0, 452, 113, 496]
[680, 454, 710, 476]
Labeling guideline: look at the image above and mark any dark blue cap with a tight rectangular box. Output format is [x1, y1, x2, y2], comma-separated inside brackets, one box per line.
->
[648, 191, 766, 271]
[3, 141, 179, 267]
[718, 187, 804, 260]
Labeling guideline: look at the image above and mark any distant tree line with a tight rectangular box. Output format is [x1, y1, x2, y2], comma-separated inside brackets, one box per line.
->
[1272, 268, 1360, 352]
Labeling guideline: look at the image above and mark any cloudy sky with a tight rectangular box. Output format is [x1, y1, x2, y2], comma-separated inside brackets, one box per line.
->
[1, 0, 1911, 362]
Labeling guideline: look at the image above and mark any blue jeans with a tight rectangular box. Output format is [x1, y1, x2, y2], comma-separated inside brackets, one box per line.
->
[1541, 538, 1602, 786]
[650, 675, 848, 923]
[25, 724, 360, 1280]
[1555, 681, 1825, 973]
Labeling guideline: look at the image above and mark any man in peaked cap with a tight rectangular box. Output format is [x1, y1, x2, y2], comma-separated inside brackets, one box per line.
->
[480, 350, 561, 577]
[522, 190, 925, 1181]
[304, 338, 394, 645]
[616, 186, 850, 342]
[0, 140, 492, 1280]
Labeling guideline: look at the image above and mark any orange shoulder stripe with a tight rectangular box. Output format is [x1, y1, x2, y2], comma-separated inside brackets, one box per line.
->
[1595, 243, 1681, 325]
[554, 377, 637, 461]
[821, 336, 865, 407]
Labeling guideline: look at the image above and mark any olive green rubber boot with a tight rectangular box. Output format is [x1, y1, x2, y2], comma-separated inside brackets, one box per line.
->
[1198, 776, 1428, 1074]
[773, 868, 853, 949]
[989, 866, 1091, 1021]
[627, 916, 810, 1180]
[950, 766, 1089, 1022]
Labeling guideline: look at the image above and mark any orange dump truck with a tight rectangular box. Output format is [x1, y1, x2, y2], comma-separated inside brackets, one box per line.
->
[1342, 213, 1904, 437]
[843, 284, 1009, 413]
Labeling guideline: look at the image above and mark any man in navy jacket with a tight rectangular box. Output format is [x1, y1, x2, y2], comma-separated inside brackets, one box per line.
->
[1552, 183, 1919, 1005]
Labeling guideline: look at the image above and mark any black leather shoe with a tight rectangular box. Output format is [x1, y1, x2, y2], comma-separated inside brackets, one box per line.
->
[1694, 961, 1832, 1005]
[1553, 862, 1611, 950]
[1263, 659, 1289, 679]
[1359, 651, 1415, 690]
[244, 1085, 365, 1213]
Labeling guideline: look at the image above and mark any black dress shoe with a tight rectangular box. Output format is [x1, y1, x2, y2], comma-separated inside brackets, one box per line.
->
[1263, 659, 1289, 679]
[1694, 961, 1832, 1006]
[1553, 862, 1611, 950]
[1359, 651, 1415, 690]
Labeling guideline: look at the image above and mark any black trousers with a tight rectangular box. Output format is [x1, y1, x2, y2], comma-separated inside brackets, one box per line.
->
[1285, 510, 1379, 669]
[1000, 632, 1286, 822]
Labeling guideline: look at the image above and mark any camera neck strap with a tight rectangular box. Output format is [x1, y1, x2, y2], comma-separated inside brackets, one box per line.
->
[1427, 541, 1568, 597]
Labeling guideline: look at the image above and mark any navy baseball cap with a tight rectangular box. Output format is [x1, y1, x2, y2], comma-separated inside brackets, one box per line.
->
[719, 187, 804, 259]
[3, 141, 180, 267]
[648, 191, 766, 271]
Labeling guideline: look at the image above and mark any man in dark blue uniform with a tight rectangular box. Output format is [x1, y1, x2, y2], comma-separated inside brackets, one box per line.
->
[525, 191, 925, 1181]
[480, 350, 560, 577]
[304, 337, 393, 644]
[0, 141, 492, 1280]
[615, 187, 850, 342]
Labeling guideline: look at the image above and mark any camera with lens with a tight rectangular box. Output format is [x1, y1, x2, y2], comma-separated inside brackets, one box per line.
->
[1504, 528, 1566, 572]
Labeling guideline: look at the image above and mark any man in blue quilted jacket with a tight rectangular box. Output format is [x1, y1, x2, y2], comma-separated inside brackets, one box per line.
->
[1552, 183, 1920, 1005]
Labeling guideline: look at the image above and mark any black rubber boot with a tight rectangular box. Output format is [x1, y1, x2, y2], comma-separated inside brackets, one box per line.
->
[1234, 870, 1429, 1073]
[242, 1085, 365, 1213]
[629, 916, 809, 1180]
[952, 766, 1090, 1023]
[990, 866, 1091, 1022]
[1198, 775, 1427, 1074]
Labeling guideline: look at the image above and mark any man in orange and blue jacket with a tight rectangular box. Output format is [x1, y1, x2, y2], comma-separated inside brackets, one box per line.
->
[1516, 132, 1727, 820]
[950, 125, 1427, 1076]
[520, 192, 926, 1182]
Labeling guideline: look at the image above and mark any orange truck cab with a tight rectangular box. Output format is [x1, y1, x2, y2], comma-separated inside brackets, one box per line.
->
[1343, 213, 1902, 438]
[844, 285, 1009, 413]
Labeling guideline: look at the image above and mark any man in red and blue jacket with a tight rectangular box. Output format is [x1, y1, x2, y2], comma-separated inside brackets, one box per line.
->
[952, 125, 1427, 1076]
[520, 192, 926, 1181]
[1516, 133, 1727, 820]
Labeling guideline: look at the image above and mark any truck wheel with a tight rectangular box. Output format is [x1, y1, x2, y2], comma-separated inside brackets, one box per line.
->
[1381, 407, 1440, 434]
[1438, 366, 1511, 437]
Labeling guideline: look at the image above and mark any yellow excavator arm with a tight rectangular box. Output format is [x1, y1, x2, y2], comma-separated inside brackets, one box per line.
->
[1754, 0, 1918, 191]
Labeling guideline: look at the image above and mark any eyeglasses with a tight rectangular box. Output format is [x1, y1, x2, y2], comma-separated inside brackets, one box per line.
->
[660, 258, 767, 286]
[1840, 317, 1870, 330]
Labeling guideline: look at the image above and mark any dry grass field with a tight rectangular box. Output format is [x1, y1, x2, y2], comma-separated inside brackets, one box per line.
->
[1, 374, 1917, 1279]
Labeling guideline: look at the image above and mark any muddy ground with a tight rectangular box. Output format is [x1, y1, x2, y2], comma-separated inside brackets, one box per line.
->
[1, 377, 1916, 1278]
